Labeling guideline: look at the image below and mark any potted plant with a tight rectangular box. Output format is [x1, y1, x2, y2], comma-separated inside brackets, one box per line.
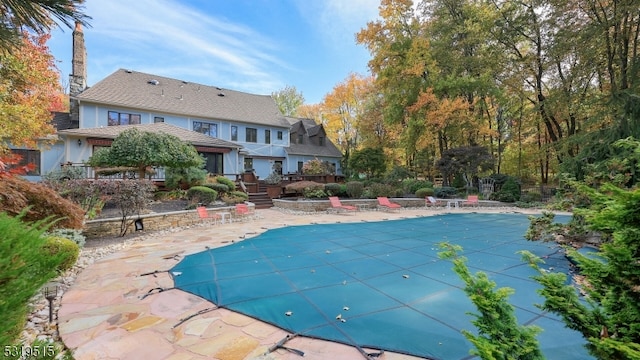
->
[264, 163, 283, 199]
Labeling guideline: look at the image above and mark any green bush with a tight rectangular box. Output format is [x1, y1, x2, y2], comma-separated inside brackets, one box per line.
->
[415, 187, 434, 198]
[165, 166, 207, 189]
[434, 186, 458, 198]
[366, 183, 397, 198]
[42, 236, 80, 271]
[221, 191, 248, 204]
[304, 188, 327, 198]
[186, 186, 218, 205]
[345, 181, 364, 198]
[402, 179, 434, 194]
[0, 212, 67, 345]
[491, 177, 520, 202]
[44, 228, 86, 248]
[324, 183, 341, 196]
[203, 183, 229, 195]
[339, 184, 348, 197]
[215, 176, 236, 190]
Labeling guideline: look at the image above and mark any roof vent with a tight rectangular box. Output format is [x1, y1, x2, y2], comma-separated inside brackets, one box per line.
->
[125, 69, 133, 73]
[148, 79, 159, 85]
[218, 92, 225, 97]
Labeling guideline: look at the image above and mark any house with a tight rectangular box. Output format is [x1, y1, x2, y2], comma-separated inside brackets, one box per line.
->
[21, 23, 342, 183]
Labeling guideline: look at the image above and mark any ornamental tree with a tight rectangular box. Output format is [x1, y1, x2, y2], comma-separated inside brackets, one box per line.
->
[87, 128, 204, 179]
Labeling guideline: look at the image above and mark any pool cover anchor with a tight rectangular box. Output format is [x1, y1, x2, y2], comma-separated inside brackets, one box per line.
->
[172, 307, 218, 329]
[139, 287, 174, 300]
[265, 334, 304, 357]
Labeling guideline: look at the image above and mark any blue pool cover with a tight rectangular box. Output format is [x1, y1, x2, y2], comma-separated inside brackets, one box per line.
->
[169, 213, 592, 359]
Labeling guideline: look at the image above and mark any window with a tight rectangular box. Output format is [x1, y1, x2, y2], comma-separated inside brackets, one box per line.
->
[200, 153, 223, 174]
[265, 130, 271, 144]
[246, 128, 257, 143]
[297, 133, 304, 144]
[318, 136, 325, 146]
[297, 161, 303, 173]
[108, 111, 141, 126]
[275, 160, 283, 175]
[231, 126, 238, 141]
[154, 116, 164, 123]
[244, 158, 254, 171]
[10, 149, 40, 175]
[277, 131, 283, 140]
[193, 121, 217, 137]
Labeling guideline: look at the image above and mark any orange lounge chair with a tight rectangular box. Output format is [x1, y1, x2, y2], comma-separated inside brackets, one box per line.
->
[462, 195, 479, 207]
[328, 196, 357, 213]
[234, 203, 252, 221]
[197, 206, 221, 224]
[377, 197, 402, 211]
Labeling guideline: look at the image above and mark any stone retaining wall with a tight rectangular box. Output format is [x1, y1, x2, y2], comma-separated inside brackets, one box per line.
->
[83, 205, 244, 238]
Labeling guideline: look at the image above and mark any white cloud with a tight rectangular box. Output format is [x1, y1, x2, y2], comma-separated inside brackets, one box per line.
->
[82, 0, 288, 94]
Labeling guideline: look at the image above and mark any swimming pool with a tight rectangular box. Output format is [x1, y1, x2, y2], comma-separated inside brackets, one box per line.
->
[170, 213, 592, 359]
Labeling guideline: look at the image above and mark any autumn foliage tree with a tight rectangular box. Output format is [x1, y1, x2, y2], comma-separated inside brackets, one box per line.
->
[0, 32, 65, 153]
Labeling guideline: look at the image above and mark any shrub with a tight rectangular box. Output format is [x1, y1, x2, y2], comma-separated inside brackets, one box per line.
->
[0, 176, 84, 230]
[104, 180, 156, 236]
[186, 186, 218, 206]
[324, 183, 341, 196]
[44, 228, 86, 248]
[415, 187, 435, 198]
[434, 186, 458, 198]
[154, 189, 186, 201]
[165, 166, 207, 189]
[221, 191, 248, 204]
[215, 176, 236, 191]
[0, 212, 66, 345]
[42, 236, 80, 271]
[42, 165, 84, 183]
[203, 183, 229, 195]
[47, 178, 110, 220]
[491, 177, 520, 202]
[366, 183, 397, 198]
[345, 181, 364, 199]
[402, 179, 434, 194]
[285, 181, 324, 196]
[304, 188, 327, 198]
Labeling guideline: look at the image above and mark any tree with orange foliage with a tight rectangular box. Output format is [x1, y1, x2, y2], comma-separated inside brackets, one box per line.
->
[0, 32, 65, 153]
[321, 73, 373, 170]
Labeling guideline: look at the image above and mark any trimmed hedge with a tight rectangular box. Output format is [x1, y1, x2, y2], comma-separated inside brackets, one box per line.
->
[186, 186, 218, 205]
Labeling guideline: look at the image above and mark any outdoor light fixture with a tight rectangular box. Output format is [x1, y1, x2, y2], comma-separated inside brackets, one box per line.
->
[134, 218, 144, 231]
[77, 139, 82, 147]
[42, 282, 59, 323]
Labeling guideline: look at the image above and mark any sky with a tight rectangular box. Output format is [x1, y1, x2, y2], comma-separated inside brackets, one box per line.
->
[47, 0, 380, 105]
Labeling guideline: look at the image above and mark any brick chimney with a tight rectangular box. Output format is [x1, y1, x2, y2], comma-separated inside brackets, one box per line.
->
[69, 22, 86, 127]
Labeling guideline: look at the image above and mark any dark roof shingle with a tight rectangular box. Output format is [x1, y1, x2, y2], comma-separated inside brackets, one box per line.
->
[76, 69, 290, 128]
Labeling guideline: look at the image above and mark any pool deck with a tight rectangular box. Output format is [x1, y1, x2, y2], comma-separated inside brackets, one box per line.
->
[59, 206, 551, 360]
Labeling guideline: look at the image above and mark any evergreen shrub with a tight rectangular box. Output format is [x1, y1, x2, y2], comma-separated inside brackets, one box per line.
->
[415, 187, 434, 198]
[186, 186, 218, 205]
[345, 181, 364, 199]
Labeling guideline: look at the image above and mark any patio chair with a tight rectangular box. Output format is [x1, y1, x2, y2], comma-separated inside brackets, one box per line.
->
[328, 196, 357, 214]
[425, 196, 438, 207]
[234, 203, 252, 221]
[462, 195, 480, 208]
[377, 197, 402, 211]
[196, 206, 221, 225]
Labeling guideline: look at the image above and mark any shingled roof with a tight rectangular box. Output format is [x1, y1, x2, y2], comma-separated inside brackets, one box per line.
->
[57, 123, 240, 149]
[285, 117, 342, 158]
[75, 69, 290, 128]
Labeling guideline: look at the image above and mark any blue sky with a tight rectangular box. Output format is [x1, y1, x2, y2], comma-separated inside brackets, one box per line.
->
[47, 0, 380, 105]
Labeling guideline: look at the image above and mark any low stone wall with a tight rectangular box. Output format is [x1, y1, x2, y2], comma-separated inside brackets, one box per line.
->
[83, 205, 245, 238]
[272, 197, 506, 212]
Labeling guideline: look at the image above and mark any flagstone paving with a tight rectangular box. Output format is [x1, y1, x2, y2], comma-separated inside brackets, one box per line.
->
[59, 206, 548, 360]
